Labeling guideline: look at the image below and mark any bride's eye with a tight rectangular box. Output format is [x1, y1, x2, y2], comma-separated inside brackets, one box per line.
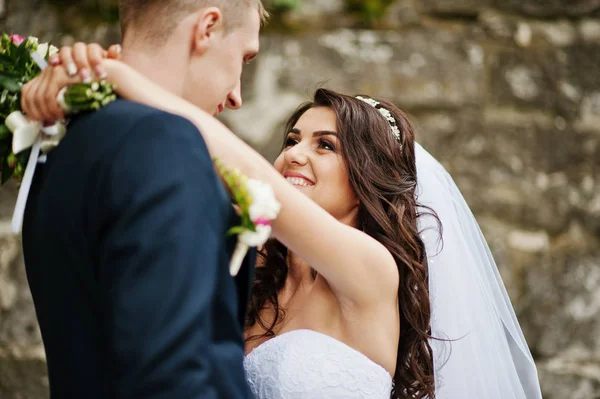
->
[284, 136, 299, 147]
[318, 139, 336, 152]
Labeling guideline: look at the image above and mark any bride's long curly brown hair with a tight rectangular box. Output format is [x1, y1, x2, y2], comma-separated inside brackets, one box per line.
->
[246, 88, 436, 399]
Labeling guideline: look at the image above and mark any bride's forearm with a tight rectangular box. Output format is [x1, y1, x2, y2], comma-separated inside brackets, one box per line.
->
[102, 59, 396, 306]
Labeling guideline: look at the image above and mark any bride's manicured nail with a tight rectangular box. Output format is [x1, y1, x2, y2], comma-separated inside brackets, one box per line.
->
[66, 62, 78, 77]
[80, 68, 92, 83]
[95, 66, 107, 79]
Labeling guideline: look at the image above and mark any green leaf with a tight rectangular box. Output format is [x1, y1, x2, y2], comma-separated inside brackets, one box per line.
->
[0, 75, 21, 92]
[0, 124, 9, 139]
[13, 41, 33, 70]
[227, 226, 247, 236]
[0, 52, 15, 66]
[16, 149, 30, 164]
[0, 69, 21, 78]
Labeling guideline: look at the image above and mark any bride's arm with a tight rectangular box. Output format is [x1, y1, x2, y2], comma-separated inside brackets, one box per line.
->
[114, 60, 398, 307]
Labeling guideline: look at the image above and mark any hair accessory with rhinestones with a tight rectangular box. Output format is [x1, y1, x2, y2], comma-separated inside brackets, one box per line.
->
[356, 96, 402, 145]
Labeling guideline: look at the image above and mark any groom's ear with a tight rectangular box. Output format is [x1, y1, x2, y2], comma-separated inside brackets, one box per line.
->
[191, 7, 224, 55]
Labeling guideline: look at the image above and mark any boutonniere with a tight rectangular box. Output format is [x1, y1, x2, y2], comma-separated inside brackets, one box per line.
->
[0, 33, 117, 233]
[214, 159, 281, 276]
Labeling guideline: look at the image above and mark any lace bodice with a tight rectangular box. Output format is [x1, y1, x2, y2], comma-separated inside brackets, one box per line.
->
[244, 329, 393, 398]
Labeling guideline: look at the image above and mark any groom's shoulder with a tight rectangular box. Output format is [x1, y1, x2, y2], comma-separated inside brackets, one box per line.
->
[69, 99, 203, 148]
[92, 98, 173, 121]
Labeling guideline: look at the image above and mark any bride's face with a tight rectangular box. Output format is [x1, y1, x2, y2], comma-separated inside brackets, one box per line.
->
[274, 107, 360, 225]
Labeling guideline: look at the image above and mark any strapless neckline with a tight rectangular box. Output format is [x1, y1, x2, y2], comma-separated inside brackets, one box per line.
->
[244, 328, 393, 398]
[246, 329, 392, 378]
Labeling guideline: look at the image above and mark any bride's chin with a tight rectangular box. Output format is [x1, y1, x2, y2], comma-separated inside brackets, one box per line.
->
[294, 185, 313, 192]
[298, 187, 316, 200]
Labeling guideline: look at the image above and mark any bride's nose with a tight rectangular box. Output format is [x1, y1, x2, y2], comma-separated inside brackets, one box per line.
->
[285, 143, 309, 166]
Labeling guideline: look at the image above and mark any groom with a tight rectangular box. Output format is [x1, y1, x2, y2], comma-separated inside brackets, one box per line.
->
[20, 1, 267, 398]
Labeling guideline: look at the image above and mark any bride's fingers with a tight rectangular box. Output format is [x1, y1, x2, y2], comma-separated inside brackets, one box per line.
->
[44, 67, 70, 120]
[22, 74, 48, 121]
[20, 79, 41, 121]
[32, 72, 54, 121]
[59, 46, 78, 77]
[47, 66, 80, 119]
[22, 66, 74, 122]
[31, 67, 61, 122]
[107, 44, 122, 60]
[49, 52, 61, 66]
[72, 42, 92, 83]
[86, 43, 108, 79]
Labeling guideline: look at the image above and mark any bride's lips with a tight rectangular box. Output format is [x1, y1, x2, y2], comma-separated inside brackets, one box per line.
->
[283, 171, 315, 186]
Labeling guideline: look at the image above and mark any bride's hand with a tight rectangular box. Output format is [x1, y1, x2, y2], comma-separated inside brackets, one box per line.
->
[21, 42, 122, 122]
[48, 42, 122, 83]
[21, 65, 80, 122]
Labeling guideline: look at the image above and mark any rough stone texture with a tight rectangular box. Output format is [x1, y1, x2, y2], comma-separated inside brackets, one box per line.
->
[0, 350, 48, 399]
[420, 0, 494, 15]
[1, 1, 600, 398]
[0, 234, 47, 398]
[496, 0, 600, 17]
[230, 28, 486, 156]
[538, 354, 600, 398]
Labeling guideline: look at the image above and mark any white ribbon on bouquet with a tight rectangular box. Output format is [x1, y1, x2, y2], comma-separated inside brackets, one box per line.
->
[8, 51, 66, 234]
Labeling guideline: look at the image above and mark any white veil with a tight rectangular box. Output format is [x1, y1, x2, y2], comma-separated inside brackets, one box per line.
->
[414, 143, 543, 399]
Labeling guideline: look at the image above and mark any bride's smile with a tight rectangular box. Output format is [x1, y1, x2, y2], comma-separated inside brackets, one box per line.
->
[283, 171, 315, 187]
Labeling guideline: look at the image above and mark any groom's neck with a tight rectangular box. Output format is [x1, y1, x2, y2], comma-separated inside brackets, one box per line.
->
[120, 46, 186, 97]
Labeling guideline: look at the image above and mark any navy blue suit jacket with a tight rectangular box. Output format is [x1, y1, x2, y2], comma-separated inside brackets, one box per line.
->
[22, 100, 254, 398]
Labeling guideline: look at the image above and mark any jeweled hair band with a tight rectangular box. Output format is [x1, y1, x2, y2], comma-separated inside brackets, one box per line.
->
[356, 96, 402, 145]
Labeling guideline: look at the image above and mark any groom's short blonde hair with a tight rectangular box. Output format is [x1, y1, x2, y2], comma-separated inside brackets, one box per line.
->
[120, 0, 268, 43]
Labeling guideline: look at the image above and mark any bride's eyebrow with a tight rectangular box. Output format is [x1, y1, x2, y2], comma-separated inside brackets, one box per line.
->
[313, 131, 339, 138]
[289, 128, 339, 138]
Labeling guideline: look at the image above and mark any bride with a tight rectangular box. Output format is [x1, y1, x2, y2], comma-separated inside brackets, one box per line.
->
[22, 48, 542, 398]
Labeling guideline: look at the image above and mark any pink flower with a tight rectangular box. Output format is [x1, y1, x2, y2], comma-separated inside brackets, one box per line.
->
[9, 34, 25, 46]
[254, 218, 272, 226]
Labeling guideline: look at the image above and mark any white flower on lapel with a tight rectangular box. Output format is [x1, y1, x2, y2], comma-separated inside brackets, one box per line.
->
[247, 179, 281, 222]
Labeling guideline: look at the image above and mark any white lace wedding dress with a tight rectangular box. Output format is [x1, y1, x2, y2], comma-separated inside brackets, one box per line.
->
[244, 329, 393, 398]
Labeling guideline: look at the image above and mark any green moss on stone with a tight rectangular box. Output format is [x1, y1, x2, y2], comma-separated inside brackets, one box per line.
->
[344, 0, 395, 27]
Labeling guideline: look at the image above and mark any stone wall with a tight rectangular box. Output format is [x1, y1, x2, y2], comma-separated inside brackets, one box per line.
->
[1, 0, 599, 397]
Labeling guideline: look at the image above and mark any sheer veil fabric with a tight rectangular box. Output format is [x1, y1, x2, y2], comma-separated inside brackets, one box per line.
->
[415, 143, 543, 399]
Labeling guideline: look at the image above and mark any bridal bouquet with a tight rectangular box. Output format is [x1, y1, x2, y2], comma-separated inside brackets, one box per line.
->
[0, 33, 116, 184]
